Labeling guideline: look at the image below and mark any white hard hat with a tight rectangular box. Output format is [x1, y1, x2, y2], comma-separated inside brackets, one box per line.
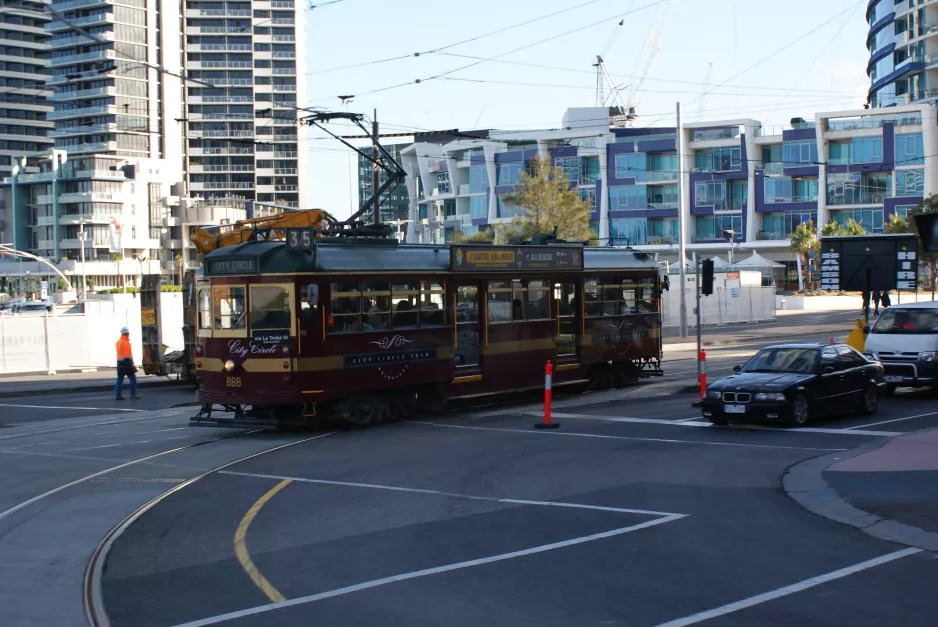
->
[120, 327, 129, 335]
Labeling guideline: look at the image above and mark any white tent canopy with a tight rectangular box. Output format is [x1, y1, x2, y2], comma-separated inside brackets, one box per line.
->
[710, 256, 730, 268]
[732, 252, 785, 269]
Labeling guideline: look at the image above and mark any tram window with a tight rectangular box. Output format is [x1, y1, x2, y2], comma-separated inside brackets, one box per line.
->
[212, 286, 246, 330]
[525, 279, 551, 320]
[363, 281, 391, 330]
[198, 288, 212, 331]
[392, 282, 419, 328]
[330, 282, 361, 333]
[584, 279, 602, 317]
[456, 285, 478, 322]
[621, 278, 637, 313]
[250, 285, 291, 331]
[636, 283, 657, 312]
[554, 283, 577, 316]
[419, 280, 446, 326]
[487, 280, 513, 323]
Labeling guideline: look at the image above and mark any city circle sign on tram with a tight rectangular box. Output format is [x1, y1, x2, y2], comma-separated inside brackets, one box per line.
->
[450, 245, 584, 272]
[818, 234, 919, 292]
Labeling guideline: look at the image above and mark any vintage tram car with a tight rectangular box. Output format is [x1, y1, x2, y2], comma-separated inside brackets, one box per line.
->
[191, 238, 663, 428]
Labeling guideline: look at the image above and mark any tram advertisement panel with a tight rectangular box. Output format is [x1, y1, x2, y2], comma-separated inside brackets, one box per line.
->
[451, 245, 583, 272]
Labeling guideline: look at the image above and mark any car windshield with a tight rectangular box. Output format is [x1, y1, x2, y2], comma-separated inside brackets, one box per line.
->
[871, 308, 938, 334]
[741, 348, 819, 374]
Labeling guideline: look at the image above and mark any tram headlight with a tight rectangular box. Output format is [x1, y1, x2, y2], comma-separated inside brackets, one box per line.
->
[224, 359, 236, 372]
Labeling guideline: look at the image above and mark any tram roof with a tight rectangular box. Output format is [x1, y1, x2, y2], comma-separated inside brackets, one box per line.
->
[202, 240, 659, 276]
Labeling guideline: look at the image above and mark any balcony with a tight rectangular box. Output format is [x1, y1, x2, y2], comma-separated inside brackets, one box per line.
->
[48, 49, 116, 68]
[37, 240, 55, 250]
[186, 26, 246, 35]
[272, 68, 296, 75]
[272, 52, 296, 59]
[36, 215, 55, 227]
[271, 1, 295, 6]
[756, 231, 789, 241]
[16, 172, 57, 183]
[186, 60, 252, 69]
[645, 170, 679, 183]
[643, 235, 678, 245]
[272, 35, 296, 42]
[185, 9, 252, 17]
[53, 0, 111, 11]
[190, 129, 255, 139]
[59, 212, 114, 225]
[47, 14, 114, 32]
[50, 86, 117, 101]
[49, 32, 115, 50]
[763, 162, 784, 175]
[275, 185, 298, 192]
[827, 190, 889, 206]
[274, 168, 297, 175]
[49, 124, 117, 138]
[200, 78, 254, 87]
[188, 95, 253, 104]
[34, 194, 55, 205]
[66, 141, 118, 155]
[274, 151, 297, 158]
[273, 84, 296, 92]
[58, 190, 122, 204]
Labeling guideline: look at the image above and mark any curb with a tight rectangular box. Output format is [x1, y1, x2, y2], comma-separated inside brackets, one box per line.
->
[0, 378, 193, 399]
[663, 330, 845, 351]
[783, 435, 938, 552]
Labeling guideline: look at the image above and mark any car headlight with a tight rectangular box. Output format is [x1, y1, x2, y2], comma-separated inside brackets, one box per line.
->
[706, 390, 722, 400]
[865, 351, 879, 361]
[920, 351, 938, 362]
[754, 392, 786, 402]
[224, 359, 236, 372]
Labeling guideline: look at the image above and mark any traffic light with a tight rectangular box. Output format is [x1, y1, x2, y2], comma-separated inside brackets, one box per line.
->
[701, 259, 714, 295]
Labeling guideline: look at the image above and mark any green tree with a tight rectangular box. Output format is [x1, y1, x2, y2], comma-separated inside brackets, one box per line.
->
[821, 218, 867, 237]
[885, 197, 938, 296]
[449, 227, 495, 244]
[789, 221, 818, 292]
[497, 154, 594, 243]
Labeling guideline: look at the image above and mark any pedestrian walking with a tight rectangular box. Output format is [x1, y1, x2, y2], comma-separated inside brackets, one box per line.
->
[115, 327, 139, 400]
[872, 290, 881, 316]
[881, 291, 892, 309]
[862, 290, 871, 319]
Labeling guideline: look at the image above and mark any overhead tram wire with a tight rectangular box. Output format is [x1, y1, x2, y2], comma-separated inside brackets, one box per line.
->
[305, 0, 617, 77]
[638, 0, 868, 129]
[435, 53, 862, 96]
[304, 0, 671, 103]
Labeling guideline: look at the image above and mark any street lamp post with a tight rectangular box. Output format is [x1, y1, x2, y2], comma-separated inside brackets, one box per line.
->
[72, 219, 92, 312]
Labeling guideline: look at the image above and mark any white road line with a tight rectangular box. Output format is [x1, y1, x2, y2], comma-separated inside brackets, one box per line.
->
[0, 427, 188, 452]
[844, 410, 938, 430]
[171, 515, 686, 627]
[653, 548, 922, 627]
[408, 422, 845, 452]
[220, 470, 682, 518]
[531, 412, 901, 436]
[0, 410, 188, 442]
[65, 434, 194, 452]
[0, 402, 144, 412]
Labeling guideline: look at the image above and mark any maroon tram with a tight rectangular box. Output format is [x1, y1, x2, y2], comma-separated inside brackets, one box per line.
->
[191, 237, 663, 428]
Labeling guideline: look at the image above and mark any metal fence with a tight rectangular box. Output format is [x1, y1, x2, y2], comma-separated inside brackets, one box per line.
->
[661, 286, 777, 328]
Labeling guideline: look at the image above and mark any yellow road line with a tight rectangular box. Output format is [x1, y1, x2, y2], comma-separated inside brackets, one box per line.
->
[234, 478, 292, 602]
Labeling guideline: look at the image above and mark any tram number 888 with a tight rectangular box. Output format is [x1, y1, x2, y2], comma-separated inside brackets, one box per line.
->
[226, 376, 242, 388]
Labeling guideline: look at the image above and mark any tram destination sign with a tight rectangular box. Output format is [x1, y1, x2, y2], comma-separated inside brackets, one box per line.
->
[450, 245, 583, 272]
[205, 257, 258, 276]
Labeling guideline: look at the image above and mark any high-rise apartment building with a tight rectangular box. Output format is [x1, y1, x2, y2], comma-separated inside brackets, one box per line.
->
[0, 0, 53, 180]
[357, 144, 410, 225]
[866, 0, 937, 107]
[183, 0, 305, 207]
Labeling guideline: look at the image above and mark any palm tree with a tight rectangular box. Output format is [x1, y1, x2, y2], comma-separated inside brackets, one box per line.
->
[789, 221, 818, 292]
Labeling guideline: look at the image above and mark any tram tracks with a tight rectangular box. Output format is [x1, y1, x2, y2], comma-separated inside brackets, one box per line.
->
[82, 431, 336, 627]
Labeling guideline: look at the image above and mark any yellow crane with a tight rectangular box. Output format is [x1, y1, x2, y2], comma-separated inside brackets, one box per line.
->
[191, 208, 335, 256]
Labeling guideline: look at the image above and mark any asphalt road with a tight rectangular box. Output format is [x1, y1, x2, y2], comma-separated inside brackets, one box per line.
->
[94, 385, 938, 627]
[3, 315, 937, 627]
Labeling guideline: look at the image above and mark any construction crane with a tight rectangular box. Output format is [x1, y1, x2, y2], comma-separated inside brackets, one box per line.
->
[595, 55, 629, 116]
[696, 62, 714, 121]
[622, 0, 674, 124]
[190, 208, 337, 256]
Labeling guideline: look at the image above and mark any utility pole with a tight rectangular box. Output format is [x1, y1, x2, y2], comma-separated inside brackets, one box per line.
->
[676, 102, 688, 338]
[372, 109, 380, 226]
[79, 221, 87, 313]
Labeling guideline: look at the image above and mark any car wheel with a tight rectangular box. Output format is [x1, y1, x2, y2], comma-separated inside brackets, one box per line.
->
[858, 384, 879, 415]
[884, 383, 897, 397]
[786, 393, 809, 427]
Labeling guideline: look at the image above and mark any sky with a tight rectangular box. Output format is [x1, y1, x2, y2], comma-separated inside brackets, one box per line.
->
[302, 0, 872, 220]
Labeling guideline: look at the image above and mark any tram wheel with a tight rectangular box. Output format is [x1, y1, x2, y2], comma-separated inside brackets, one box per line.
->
[395, 393, 417, 419]
[352, 397, 376, 425]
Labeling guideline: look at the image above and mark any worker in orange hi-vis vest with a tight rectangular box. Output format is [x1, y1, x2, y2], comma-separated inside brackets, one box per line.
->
[115, 327, 139, 400]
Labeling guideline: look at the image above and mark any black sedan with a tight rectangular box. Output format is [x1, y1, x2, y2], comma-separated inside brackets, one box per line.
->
[700, 343, 885, 427]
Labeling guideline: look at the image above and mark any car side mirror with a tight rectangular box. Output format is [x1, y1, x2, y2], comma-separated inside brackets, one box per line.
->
[822, 365, 835, 374]
[733, 365, 741, 373]
[863, 325, 870, 334]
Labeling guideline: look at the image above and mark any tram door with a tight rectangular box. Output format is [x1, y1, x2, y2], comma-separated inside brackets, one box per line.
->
[454, 284, 481, 369]
[554, 281, 579, 362]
